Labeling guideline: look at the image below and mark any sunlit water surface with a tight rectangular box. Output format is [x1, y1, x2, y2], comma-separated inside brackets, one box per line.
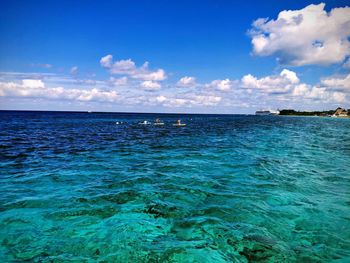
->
[0, 111, 349, 262]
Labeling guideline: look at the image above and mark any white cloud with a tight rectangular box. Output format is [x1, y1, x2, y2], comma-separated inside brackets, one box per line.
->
[109, 76, 128, 86]
[161, 94, 222, 107]
[240, 69, 348, 104]
[156, 95, 167, 103]
[100, 54, 166, 81]
[321, 73, 350, 91]
[332, 92, 347, 103]
[192, 95, 222, 106]
[249, 3, 350, 66]
[292, 84, 346, 102]
[206, 79, 233, 91]
[292, 84, 326, 99]
[76, 79, 96, 85]
[0, 79, 119, 102]
[241, 74, 258, 88]
[141, 80, 161, 90]
[22, 79, 45, 89]
[100, 55, 113, 68]
[280, 69, 299, 84]
[110, 59, 135, 73]
[171, 98, 187, 106]
[177, 76, 196, 87]
[241, 69, 297, 93]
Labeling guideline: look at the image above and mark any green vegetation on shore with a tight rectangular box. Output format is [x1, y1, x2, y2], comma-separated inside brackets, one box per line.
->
[279, 108, 350, 117]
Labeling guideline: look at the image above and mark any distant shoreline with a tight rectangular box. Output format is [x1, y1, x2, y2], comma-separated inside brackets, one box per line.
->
[278, 108, 349, 118]
[279, 114, 350, 118]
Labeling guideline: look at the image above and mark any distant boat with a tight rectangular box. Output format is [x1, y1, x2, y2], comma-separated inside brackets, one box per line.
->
[255, 110, 279, 116]
[139, 120, 151, 125]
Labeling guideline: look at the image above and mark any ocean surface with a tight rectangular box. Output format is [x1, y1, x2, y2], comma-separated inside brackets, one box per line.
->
[0, 111, 349, 262]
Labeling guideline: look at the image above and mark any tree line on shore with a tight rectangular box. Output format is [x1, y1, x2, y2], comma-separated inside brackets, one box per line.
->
[278, 108, 350, 116]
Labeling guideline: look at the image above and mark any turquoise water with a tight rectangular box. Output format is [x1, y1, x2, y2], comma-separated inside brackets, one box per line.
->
[0, 111, 349, 262]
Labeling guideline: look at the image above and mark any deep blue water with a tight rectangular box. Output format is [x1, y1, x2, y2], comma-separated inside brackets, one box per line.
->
[0, 111, 349, 262]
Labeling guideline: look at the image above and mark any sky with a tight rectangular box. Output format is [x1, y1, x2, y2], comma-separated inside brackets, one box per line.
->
[0, 0, 349, 113]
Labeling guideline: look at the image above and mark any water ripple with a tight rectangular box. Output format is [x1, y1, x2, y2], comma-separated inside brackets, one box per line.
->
[0, 111, 349, 262]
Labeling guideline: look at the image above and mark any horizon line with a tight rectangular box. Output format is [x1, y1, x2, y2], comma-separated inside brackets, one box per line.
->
[0, 109, 255, 116]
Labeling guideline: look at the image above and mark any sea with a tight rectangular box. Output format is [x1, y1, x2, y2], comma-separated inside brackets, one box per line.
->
[0, 111, 349, 262]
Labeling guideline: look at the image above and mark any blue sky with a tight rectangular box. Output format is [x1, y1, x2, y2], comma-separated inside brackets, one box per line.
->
[0, 0, 349, 113]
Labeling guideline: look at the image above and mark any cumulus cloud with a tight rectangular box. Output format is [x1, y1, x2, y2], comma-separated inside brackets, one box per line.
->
[191, 95, 222, 106]
[292, 84, 327, 99]
[241, 69, 347, 103]
[159, 94, 222, 107]
[280, 69, 299, 84]
[109, 76, 128, 86]
[168, 98, 187, 107]
[241, 69, 298, 94]
[249, 3, 350, 66]
[100, 54, 166, 81]
[0, 79, 118, 102]
[156, 95, 167, 103]
[22, 79, 45, 89]
[206, 79, 233, 91]
[177, 76, 196, 87]
[141, 80, 161, 90]
[100, 55, 113, 68]
[321, 73, 350, 92]
[292, 84, 346, 103]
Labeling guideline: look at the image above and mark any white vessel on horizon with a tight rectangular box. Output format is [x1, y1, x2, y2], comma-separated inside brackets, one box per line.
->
[255, 110, 279, 116]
